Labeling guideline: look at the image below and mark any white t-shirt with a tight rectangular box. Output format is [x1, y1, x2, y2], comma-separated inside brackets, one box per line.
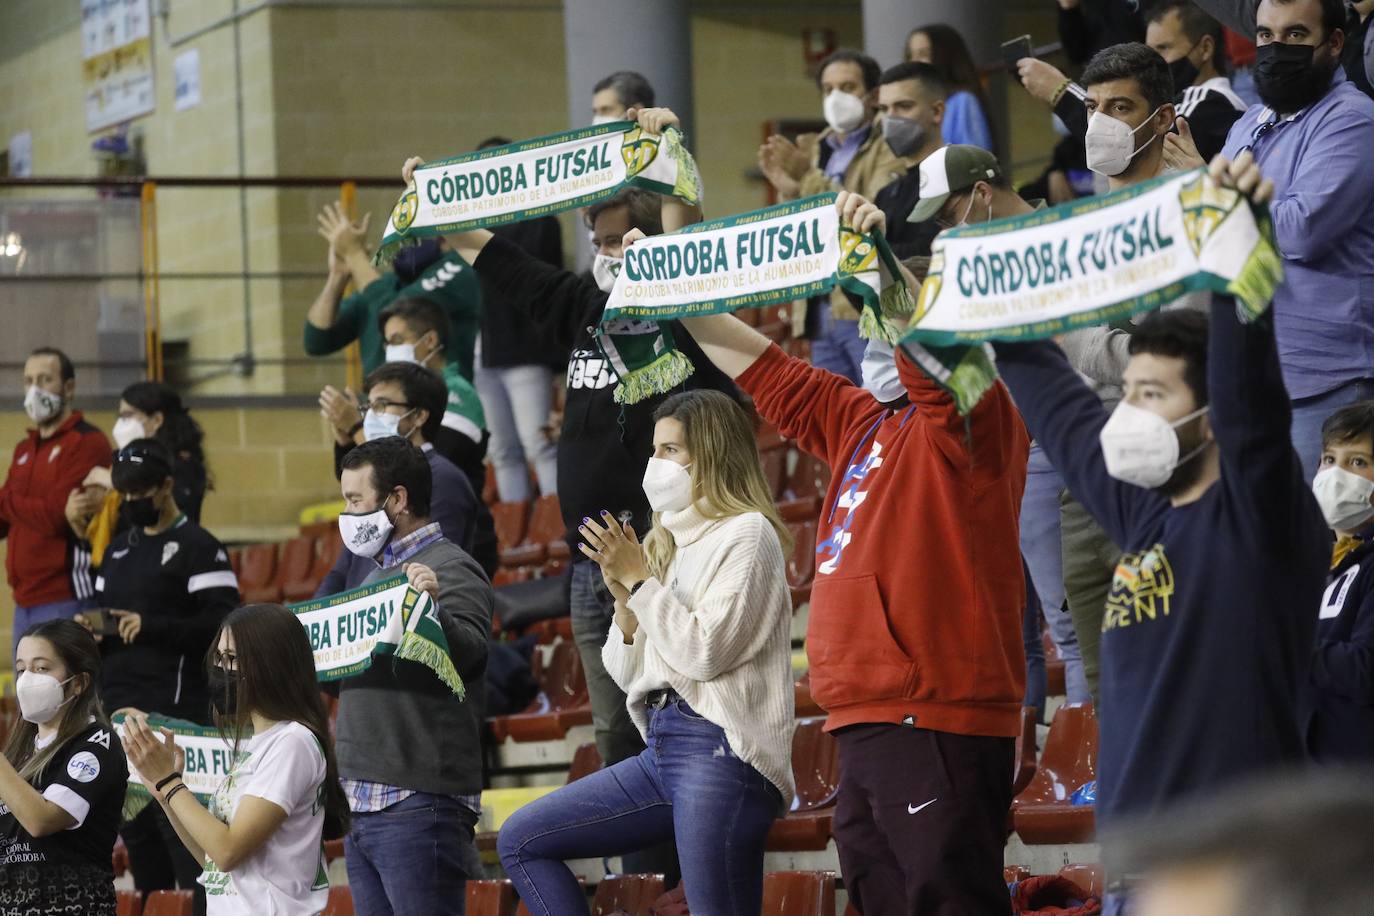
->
[200, 721, 329, 916]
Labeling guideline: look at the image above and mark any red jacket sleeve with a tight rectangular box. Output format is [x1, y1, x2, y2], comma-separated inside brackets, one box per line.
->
[735, 344, 880, 468]
[0, 431, 111, 536]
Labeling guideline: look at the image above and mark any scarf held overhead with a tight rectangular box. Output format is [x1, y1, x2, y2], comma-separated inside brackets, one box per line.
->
[900, 169, 1284, 413]
[377, 121, 702, 263]
[289, 573, 464, 697]
[597, 193, 914, 403]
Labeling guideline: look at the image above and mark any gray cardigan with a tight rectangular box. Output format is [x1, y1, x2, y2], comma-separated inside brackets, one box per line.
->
[333, 538, 493, 797]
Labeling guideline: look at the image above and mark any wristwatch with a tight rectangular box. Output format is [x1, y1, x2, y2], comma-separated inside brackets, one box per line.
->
[629, 579, 648, 596]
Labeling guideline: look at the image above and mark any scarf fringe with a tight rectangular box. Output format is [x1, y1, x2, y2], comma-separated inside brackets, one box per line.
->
[858, 305, 899, 345]
[397, 632, 466, 699]
[613, 349, 696, 405]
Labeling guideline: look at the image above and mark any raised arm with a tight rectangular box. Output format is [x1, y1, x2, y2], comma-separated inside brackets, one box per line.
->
[306, 202, 379, 339]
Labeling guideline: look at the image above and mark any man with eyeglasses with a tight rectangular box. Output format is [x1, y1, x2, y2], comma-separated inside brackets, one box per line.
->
[316, 361, 483, 595]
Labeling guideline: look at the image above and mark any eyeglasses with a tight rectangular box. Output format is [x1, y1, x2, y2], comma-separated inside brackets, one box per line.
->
[366, 399, 412, 414]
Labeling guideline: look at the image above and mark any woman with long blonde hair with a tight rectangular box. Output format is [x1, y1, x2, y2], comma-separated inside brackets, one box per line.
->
[498, 389, 796, 916]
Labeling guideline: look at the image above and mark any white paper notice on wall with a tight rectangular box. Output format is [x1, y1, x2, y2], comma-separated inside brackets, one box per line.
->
[82, 0, 156, 132]
[174, 49, 202, 111]
[8, 132, 32, 177]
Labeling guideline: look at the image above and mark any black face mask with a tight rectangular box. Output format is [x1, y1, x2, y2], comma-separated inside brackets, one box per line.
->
[122, 496, 160, 528]
[207, 666, 240, 718]
[1167, 50, 1200, 93]
[392, 239, 444, 285]
[1254, 41, 1335, 113]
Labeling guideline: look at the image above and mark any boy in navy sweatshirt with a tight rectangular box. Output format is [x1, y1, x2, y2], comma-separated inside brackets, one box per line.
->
[991, 154, 1329, 912]
[1305, 401, 1374, 763]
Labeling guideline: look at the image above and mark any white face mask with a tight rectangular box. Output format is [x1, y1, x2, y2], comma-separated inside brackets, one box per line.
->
[591, 114, 619, 126]
[823, 89, 868, 133]
[112, 416, 146, 450]
[385, 342, 418, 365]
[338, 494, 395, 558]
[860, 338, 906, 405]
[1085, 107, 1162, 177]
[1099, 401, 1210, 489]
[642, 457, 694, 514]
[363, 408, 414, 443]
[1312, 466, 1374, 532]
[17, 670, 75, 725]
[592, 253, 623, 293]
[23, 385, 63, 425]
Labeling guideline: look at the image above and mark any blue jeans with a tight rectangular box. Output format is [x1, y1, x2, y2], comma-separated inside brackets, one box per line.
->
[1103, 889, 1132, 916]
[1290, 378, 1374, 483]
[498, 697, 781, 916]
[345, 793, 479, 916]
[13, 598, 89, 658]
[473, 355, 558, 502]
[810, 306, 866, 384]
[1021, 557, 1047, 718]
[1020, 445, 1090, 704]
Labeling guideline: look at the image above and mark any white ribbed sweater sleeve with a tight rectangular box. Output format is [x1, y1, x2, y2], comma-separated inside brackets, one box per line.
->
[601, 618, 645, 691]
[626, 514, 778, 682]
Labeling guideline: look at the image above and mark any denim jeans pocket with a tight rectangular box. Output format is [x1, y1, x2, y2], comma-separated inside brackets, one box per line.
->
[673, 698, 713, 723]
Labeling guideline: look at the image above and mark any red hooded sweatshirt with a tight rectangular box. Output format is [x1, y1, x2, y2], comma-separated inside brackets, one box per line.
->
[0, 411, 111, 607]
[737, 345, 1028, 737]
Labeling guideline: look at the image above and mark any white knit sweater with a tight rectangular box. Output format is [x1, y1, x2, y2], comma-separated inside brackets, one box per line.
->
[602, 505, 796, 803]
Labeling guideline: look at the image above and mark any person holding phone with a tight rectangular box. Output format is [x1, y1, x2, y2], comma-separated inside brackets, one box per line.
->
[77, 438, 240, 910]
[124, 603, 351, 914]
[0, 619, 128, 916]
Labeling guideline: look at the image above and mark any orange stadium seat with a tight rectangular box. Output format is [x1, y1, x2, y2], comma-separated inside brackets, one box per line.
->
[767, 717, 841, 852]
[1012, 704, 1098, 844]
[761, 870, 836, 916]
[488, 640, 592, 743]
[590, 873, 667, 916]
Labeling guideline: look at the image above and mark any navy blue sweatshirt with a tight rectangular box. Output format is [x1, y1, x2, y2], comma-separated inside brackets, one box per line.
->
[1306, 528, 1374, 763]
[994, 293, 1329, 828]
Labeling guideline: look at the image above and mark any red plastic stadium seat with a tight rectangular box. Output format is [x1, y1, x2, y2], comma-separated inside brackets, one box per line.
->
[236, 543, 278, 599]
[322, 885, 354, 916]
[247, 535, 316, 604]
[142, 890, 194, 916]
[111, 836, 130, 877]
[285, 532, 343, 602]
[785, 519, 819, 608]
[761, 870, 836, 916]
[786, 451, 830, 501]
[466, 879, 518, 916]
[324, 837, 345, 862]
[501, 495, 565, 569]
[591, 873, 667, 916]
[116, 889, 143, 916]
[1012, 704, 1098, 844]
[768, 717, 841, 851]
[1012, 705, 1039, 798]
[794, 673, 823, 718]
[489, 641, 592, 742]
[760, 446, 790, 501]
[567, 741, 604, 783]
[1004, 865, 1032, 885]
[1059, 862, 1105, 898]
[491, 501, 531, 553]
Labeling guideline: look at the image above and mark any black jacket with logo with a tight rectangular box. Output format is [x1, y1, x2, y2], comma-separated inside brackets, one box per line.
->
[1306, 531, 1374, 763]
[95, 517, 240, 722]
[473, 235, 738, 556]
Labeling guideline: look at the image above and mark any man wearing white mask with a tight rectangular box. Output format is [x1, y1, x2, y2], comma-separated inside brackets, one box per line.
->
[591, 70, 655, 125]
[1, 347, 110, 654]
[758, 49, 905, 384]
[1304, 401, 1374, 765]
[316, 361, 485, 594]
[330, 436, 493, 916]
[992, 154, 1329, 915]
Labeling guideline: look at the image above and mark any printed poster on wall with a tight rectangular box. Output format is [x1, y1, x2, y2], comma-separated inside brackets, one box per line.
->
[82, 0, 156, 133]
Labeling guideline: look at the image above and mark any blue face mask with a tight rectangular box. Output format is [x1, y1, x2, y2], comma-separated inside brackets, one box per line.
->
[392, 239, 444, 284]
[363, 408, 415, 443]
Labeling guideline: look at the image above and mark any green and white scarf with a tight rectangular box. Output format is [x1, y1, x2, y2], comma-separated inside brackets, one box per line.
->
[376, 121, 702, 264]
[597, 193, 914, 403]
[900, 169, 1284, 413]
[289, 573, 464, 697]
[115, 713, 235, 819]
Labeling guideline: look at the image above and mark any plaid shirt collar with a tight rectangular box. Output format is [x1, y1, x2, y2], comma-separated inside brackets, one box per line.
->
[380, 521, 444, 569]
